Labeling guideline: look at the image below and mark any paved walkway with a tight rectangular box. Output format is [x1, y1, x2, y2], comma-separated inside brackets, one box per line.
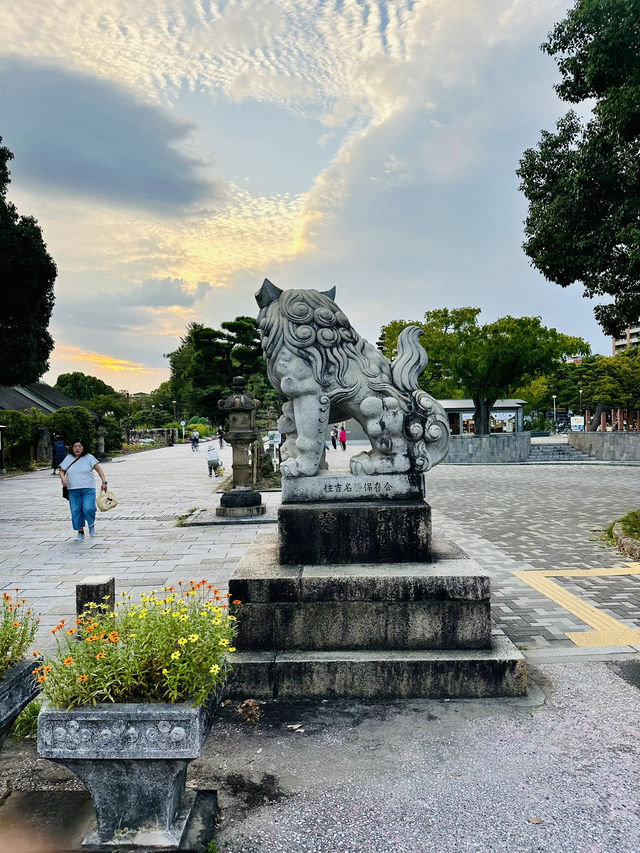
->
[1, 443, 639, 659]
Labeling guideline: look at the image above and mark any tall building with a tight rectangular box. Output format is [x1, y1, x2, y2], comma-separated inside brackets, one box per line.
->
[612, 323, 640, 354]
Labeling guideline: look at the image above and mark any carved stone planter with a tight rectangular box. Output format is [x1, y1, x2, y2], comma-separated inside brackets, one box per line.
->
[0, 660, 40, 747]
[38, 698, 218, 849]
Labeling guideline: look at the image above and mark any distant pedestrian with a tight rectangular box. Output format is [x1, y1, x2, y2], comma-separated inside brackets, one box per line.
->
[59, 440, 108, 541]
[330, 425, 338, 450]
[207, 444, 220, 477]
[51, 434, 66, 474]
[190, 429, 200, 451]
[339, 426, 347, 451]
[217, 427, 225, 448]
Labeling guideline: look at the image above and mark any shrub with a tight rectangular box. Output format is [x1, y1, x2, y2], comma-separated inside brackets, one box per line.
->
[103, 415, 123, 452]
[1, 410, 39, 467]
[40, 581, 237, 709]
[1, 591, 40, 678]
[48, 407, 97, 451]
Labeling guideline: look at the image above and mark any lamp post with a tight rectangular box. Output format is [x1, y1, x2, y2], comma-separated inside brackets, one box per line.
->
[0, 424, 6, 474]
[172, 400, 177, 420]
[552, 395, 557, 432]
[579, 389, 583, 414]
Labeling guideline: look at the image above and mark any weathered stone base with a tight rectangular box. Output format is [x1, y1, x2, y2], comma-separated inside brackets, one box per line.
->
[230, 540, 490, 651]
[228, 533, 526, 699]
[226, 631, 526, 700]
[278, 500, 431, 564]
[216, 504, 266, 518]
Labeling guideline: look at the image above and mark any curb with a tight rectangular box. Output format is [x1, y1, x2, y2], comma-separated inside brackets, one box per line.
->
[613, 523, 640, 560]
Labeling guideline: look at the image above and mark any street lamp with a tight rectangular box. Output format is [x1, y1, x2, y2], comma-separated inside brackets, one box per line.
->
[552, 394, 557, 431]
[172, 400, 177, 419]
[579, 389, 583, 413]
[0, 424, 6, 474]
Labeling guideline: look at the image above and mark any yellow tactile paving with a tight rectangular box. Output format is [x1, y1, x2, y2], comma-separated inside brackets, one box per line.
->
[512, 563, 640, 648]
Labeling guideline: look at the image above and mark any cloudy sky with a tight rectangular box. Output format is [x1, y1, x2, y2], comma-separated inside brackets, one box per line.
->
[1, 0, 609, 393]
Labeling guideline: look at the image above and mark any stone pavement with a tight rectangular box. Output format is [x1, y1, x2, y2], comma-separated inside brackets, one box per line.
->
[1, 442, 639, 657]
[2, 443, 640, 852]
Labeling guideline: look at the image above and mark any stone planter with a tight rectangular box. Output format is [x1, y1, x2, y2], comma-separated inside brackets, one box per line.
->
[0, 659, 40, 747]
[38, 697, 218, 849]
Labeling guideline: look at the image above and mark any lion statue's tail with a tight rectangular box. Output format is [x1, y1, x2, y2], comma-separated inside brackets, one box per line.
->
[390, 325, 428, 393]
[391, 324, 450, 471]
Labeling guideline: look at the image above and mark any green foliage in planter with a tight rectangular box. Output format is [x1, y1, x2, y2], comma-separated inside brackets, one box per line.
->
[40, 581, 237, 709]
[1, 591, 40, 678]
[11, 699, 41, 739]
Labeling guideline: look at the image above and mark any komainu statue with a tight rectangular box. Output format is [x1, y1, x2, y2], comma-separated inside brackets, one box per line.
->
[256, 279, 450, 478]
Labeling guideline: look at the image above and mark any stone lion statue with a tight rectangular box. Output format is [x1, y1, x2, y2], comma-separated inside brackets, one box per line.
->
[256, 279, 450, 478]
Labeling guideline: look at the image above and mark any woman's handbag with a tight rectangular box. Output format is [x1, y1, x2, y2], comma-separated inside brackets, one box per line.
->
[61, 456, 80, 500]
[97, 489, 118, 512]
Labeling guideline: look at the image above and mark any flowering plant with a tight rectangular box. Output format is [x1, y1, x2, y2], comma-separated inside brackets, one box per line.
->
[1, 590, 40, 678]
[39, 581, 238, 709]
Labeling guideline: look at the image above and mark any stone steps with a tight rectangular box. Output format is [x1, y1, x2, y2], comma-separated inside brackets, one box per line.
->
[227, 632, 526, 700]
[527, 444, 593, 463]
[227, 533, 526, 700]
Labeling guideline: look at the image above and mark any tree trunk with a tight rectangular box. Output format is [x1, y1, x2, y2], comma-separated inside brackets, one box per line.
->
[473, 399, 495, 435]
[587, 402, 607, 431]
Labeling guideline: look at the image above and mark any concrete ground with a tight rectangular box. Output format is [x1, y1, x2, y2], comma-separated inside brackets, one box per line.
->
[1, 442, 639, 851]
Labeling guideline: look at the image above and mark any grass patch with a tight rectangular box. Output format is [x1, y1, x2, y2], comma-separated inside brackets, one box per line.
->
[176, 508, 200, 527]
[619, 510, 640, 540]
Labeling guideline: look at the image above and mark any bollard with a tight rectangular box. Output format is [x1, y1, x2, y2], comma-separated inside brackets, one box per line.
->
[76, 576, 115, 618]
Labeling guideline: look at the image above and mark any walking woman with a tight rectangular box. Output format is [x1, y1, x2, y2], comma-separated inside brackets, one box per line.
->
[339, 426, 347, 451]
[59, 440, 109, 540]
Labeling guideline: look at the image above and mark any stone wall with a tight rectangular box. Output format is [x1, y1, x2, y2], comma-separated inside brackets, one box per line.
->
[444, 434, 531, 464]
[568, 432, 640, 461]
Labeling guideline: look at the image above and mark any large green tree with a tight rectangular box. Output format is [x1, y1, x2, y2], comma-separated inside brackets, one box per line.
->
[517, 0, 640, 336]
[0, 138, 57, 384]
[379, 308, 589, 434]
[166, 316, 268, 423]
[545, 349, 640, 429]
[55, 372, 116, 400]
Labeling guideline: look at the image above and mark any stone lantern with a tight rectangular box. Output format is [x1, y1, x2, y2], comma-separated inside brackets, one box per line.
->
[216, 376, 266, 517]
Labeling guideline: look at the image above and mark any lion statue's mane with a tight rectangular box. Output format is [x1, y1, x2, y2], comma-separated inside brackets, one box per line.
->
[256, 279, 450, 477]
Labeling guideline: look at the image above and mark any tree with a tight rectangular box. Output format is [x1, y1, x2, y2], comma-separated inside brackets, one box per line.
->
[0, 138, 57, 384]
[55, 372, 116, 400]
[165, 317, 268, 422]
[517, 0, 640, 336]
[379, 309, 589, 434]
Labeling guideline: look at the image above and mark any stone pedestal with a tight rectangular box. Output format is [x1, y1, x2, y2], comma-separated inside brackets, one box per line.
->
[279, 501, 431, 564]
[227, 534, 526, 700]
[216, 487, 266, 518]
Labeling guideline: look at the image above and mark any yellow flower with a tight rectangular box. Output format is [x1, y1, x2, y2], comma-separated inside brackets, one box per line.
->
[218, 638, 229, 647]
[179, 614, 188, 622]
[63, 656, 74, 666]
[209, 664, 220, 675]
[11, 620, 20, 628]
[228, 647, 236, 652]
[162, 668, 168, 674]
[77, 674, 88, 683]
[138, 610, 147, 619]
[171, 612, 180, 619]
[188, 634, 199, 643]
[178, 637, 188, 646]
[171, 651, 181, 660]
[95, 652, 106, 660]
